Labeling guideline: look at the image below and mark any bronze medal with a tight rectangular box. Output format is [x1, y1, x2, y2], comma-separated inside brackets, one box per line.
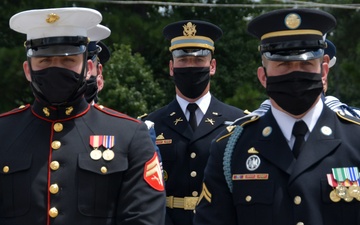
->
[348, 185, 359, 198]
[329, 189, 341, 202]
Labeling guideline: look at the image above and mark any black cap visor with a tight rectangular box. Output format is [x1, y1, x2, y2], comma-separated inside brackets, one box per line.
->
[263, 48, 324, 61]
[172, 49, 211, 58]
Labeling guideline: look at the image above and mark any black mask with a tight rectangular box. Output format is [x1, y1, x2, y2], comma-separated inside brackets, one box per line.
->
[173, 67, 210, 99]
[30, 67, 86, 106]
[85, 75, 98, 103]
[266, 70, 323, 115]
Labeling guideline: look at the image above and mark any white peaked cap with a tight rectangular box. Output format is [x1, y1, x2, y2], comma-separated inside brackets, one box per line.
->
[9, 7, 102, 40]
[88, 24, 111, 42]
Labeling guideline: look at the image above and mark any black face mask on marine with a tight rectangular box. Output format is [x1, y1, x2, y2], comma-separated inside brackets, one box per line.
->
[30, 66, 86, 105]
[173, 67, 210, 99]
[85, 75, 99, 103]
[266, 70, 323, 115]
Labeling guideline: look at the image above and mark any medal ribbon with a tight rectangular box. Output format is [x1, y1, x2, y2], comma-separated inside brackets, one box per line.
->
[327, 174, 338, 187]
[332, 168, 346, 182]
[344, 167, 359, 182]
[103, 135, 115, 149]
[90, 135, 103, 148]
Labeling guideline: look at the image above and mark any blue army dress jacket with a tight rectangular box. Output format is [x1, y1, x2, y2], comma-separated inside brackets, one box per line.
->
[0, 98, 166, 225]
[194, 104, 360, 225]
[146, 96, 244, 225]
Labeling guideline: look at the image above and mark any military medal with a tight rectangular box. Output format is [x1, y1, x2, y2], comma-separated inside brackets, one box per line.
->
[332, 168, 348, 200]
[102, 135, 115, 161]
[90, 135, 103, 160]
[345, 167, 360, 200]
[329, 189, 341, 202]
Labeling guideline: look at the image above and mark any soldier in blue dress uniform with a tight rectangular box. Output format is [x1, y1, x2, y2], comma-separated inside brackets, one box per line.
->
[143, 20, 245, 225]
[194, 8, 360, 225]
[0, 7, 165, 225]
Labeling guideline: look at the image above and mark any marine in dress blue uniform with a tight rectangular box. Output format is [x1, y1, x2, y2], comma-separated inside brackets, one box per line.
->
[144, 20, 245, 225]
[85, 24, 111, 104]
[194, 8, 360, 225]
[0, 7, 165, 225]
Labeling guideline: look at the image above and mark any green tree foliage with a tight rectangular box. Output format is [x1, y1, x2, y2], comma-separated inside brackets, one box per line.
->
[99, 44, 167, 117]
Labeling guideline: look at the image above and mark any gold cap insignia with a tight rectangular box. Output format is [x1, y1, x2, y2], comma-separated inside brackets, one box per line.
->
[46, 13, 60, 24]
[285, 13, 301, 29]
[183, 22, 197, 36]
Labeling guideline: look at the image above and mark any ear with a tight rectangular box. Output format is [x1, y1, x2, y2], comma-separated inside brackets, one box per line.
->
[97, 63, 103, 77]
[321, 56, 329, 88]
[169, 60, 174, 76]
[257, 66, 267, 88]
[97, 74, 104, 92]
[23, 61, 32, 81]
[87, 59, 94, 77]
[210, 58, 216, 76]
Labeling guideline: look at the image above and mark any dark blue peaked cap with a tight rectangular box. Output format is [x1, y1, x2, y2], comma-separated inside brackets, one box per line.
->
[88, 41, 111, 64]
[325, 39, 336, 60]
[163, 20, 222, 53]
[247, 8, 336, 60]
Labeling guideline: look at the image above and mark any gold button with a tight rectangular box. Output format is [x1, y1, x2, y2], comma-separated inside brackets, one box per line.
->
[101, 166, 107, 174]
[192, 191, 198, 197]
[51, 141, 61, 150]
[50, 161, 60, 171]
[53, 123, 63, 132]
[49, 184, 59, 194]
[190, 152, 196, 158]
[190, 171, 197, 177]
[49, 207, 58, 218]
[294, 196, 302, 205]
[296, 222, 304, 225]
[245, 195, 252, 202]
[3, 166, 9, 173]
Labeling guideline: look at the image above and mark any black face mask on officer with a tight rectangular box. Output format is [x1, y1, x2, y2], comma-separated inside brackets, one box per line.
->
[265, 69, 324, 115]
[173, 67, 210, 99]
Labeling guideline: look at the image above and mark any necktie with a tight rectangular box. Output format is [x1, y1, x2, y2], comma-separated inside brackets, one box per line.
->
[187, 103, 198, 131]
[292, 120, 308, 158]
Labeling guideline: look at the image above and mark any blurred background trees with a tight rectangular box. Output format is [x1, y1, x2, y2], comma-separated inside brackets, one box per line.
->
[1, 0, 359, 117]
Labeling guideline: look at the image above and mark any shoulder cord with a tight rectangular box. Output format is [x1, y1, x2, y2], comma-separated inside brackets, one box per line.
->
[223, 125, 243, 193]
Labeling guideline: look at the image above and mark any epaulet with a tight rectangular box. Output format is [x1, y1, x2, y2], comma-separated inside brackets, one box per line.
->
[216, 115, 259, 143]
[0, 104, 30, 118]
[137, 113, 148, 120]
[94, 104, 140, 123]
[336, 111, 360, 125]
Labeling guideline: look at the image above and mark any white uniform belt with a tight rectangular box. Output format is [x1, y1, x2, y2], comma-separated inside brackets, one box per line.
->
[166, 196, 199, 210]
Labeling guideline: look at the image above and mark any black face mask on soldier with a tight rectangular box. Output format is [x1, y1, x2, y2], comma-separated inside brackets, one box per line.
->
[173, 67, 210, 99]
[265, 70, 323, 115]
[85, 75, 99, 103]
[30, 66, 86, 106]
